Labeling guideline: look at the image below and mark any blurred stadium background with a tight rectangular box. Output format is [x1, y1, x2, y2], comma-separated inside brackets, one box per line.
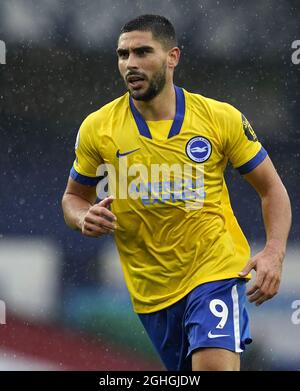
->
[0, 0, 299, 371]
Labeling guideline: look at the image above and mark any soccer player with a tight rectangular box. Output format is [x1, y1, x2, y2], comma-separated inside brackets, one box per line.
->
[62, 15, 291, 371]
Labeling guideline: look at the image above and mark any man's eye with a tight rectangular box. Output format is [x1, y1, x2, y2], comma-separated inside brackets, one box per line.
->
[118, 52, 128, 59]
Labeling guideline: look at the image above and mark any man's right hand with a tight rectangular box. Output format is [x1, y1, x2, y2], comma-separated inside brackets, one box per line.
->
[80, 196, 117, 238]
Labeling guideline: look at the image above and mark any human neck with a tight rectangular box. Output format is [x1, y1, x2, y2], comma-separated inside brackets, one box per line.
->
[132, 83, 176, 121]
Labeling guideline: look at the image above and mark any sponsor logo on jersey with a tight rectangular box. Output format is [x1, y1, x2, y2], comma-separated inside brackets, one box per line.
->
[116, 148, 140, 158]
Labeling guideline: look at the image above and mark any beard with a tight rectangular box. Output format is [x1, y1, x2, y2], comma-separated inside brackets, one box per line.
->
[125, 62, 167, 102]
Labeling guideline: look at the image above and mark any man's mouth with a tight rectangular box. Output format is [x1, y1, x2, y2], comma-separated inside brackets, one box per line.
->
[126, 75, 146, 89]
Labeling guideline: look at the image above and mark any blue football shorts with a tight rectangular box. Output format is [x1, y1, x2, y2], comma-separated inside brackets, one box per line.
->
[138, 278, 252, 371]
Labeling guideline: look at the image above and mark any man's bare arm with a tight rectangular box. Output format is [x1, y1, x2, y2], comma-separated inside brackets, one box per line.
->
[239, 155, 292, 305]
[62, 177, 117, 237]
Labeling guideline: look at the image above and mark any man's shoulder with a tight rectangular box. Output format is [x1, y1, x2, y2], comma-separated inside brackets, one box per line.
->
[82, 92, 128, 127]
[185, 89, 239, 119]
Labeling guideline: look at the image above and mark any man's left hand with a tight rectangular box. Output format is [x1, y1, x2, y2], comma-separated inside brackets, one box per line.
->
[239, 246, 284, 306]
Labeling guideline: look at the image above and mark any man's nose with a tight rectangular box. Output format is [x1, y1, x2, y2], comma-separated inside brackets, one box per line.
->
[126, 53, 138, 69]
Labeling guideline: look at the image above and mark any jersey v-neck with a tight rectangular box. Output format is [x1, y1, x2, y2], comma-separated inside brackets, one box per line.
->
[129, 85, 185, 140]
[145, 120, 173, 142]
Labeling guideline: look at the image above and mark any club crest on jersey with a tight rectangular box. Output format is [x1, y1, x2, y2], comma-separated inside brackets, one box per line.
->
[186, 136, 212, 163]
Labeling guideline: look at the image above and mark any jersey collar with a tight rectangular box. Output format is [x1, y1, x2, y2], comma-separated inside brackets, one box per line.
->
[129, 85, 185, 139]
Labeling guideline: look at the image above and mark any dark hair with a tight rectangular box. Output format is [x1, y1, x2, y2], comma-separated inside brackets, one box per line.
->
[120, 14, 177, 49]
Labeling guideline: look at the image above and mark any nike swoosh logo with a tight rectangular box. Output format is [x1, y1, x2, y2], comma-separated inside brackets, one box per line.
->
[208, 331, 230, 339]
[116, 148, 140, 158]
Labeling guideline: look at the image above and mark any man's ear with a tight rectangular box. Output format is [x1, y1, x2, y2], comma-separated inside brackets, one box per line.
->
[167, 47, 181, 69]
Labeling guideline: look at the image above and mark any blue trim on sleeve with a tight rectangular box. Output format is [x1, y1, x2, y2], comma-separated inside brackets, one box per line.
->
[237, 146, 268, 175]
[70, 166, 100, 186]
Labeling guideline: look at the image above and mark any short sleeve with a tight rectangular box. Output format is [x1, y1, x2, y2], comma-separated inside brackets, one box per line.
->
[222, 104, 267, 174]
[70, 115, 103, 185]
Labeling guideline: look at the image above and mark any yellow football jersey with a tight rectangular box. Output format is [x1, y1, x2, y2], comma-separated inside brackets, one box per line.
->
[70, 86, 267, 313]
